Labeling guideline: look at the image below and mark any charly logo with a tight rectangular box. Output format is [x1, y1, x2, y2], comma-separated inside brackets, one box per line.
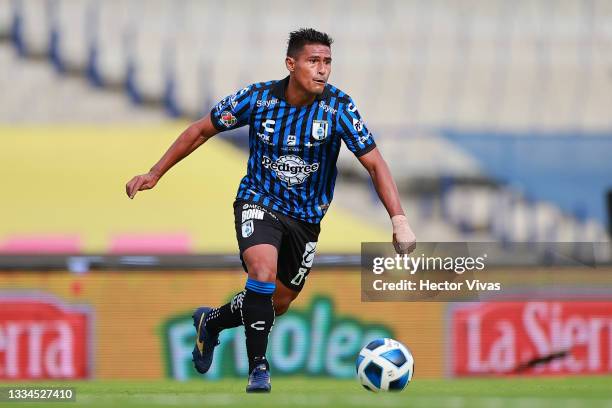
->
[311, 120, 329, 141]
[262, 119, 276, 133]
[262, 155, 319, 186]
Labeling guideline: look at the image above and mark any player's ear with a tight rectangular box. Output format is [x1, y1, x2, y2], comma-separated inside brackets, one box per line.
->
[285, 56, 295, 73]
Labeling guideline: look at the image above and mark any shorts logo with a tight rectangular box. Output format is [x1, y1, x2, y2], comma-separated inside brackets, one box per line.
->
[352, 118, 364, 132]
[221, 111, 237, 128]
[291, 241, 318, 286]
[262, 155, 319, 186]
[302, 242, 317, 268]
[312, 120, 329, 141]
[241, 220, 254, 238]
[242, 208, 264, 223]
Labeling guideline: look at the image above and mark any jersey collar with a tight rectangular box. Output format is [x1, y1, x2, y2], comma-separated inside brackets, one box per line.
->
[271, 76, 331, 103]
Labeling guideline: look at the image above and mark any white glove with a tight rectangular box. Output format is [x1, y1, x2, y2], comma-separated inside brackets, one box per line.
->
[391, 215, 416, 254]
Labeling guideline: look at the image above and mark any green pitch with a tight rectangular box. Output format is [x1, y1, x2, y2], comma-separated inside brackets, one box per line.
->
[5, 376, 612, 408]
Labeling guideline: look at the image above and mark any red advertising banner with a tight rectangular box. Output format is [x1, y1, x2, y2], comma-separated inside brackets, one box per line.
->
[0, 295, 92, 379]
[451, 301, 612, 377]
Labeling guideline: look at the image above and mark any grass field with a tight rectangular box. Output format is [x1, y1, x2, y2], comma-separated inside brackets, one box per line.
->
[3, 377, 612, 408]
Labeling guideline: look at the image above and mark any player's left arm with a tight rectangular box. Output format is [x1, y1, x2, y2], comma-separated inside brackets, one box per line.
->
[358, 148, 417, 254]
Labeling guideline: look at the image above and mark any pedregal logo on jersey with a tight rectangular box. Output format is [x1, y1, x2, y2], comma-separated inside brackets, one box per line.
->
[262, 155, 319, 186]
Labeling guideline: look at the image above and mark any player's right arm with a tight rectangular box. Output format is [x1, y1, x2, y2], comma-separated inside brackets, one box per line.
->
[125, 114, 218, 199]
[126, 85, 253, 199]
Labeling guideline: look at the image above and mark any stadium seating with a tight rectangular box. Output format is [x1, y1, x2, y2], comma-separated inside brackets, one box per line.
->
[1, 0, 610, 248]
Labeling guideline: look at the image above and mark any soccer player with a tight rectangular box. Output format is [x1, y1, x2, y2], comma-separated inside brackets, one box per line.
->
[126, 28, 416, 393]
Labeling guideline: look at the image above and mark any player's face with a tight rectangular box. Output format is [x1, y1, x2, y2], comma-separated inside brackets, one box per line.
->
[287, 44, 332, 95]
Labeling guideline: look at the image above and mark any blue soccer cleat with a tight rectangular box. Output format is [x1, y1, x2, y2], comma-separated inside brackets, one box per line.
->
[246, 362, 271, 393]
[192, 307, 220, 374]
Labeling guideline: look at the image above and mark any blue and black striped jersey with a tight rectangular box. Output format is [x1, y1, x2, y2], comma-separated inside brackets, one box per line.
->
[210, 76, 376, 224]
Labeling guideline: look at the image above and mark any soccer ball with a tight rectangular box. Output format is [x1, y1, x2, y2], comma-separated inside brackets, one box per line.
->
[356, 338, 414, 392]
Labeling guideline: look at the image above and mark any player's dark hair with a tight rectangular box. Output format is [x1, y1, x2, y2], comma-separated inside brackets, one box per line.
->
[286, 28, 333, 58]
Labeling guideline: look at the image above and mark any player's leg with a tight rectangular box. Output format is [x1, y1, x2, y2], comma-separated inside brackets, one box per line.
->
[192, 201, 283, 378]
[272, 279, 300, 316]
[274, 213, 321, 312]
[241, 244, 278, 375]
[202, 244, 278, 336]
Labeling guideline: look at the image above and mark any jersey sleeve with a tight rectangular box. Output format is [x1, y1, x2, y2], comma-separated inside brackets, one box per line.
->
[210, 85, 253, 132]
[336, 97, 377, 157]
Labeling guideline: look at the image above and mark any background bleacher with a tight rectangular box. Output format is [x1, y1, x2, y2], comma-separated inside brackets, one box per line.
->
[1, 0, 610, 254]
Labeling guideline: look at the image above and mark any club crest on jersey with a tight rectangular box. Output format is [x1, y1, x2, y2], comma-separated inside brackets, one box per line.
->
[262, 155, 319, 186]
[311, 120, 329, 141]
[221, 111, 237, 127]
[241, 220, 254, 238]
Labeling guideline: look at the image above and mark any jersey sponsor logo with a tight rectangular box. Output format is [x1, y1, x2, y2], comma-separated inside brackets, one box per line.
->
[257, 132, 274, 145]
[220, 111, 237, 127]
[319, 101, 337, 115]
[262, 119, 276, 133]
[347, 102, 358, 112]
[256, 98, 278, 108]
[262, 155, 319, 186]
[312, 120, 329, 141]
[291, 241, 318, 286]
[241, 220, 254, 238]
[352, 118, 364, 132]
[242, 208, 264, 223]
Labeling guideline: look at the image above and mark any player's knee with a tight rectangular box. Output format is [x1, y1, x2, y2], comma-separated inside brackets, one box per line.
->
[247, 260, 277, 283]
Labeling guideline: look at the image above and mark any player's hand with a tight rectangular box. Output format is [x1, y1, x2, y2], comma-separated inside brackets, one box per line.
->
[125, 172, 160, 199]
[391, 215, 416, 254]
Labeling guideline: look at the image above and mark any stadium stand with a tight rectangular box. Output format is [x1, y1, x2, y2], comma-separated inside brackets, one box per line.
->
[1, 0, 610, 252]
